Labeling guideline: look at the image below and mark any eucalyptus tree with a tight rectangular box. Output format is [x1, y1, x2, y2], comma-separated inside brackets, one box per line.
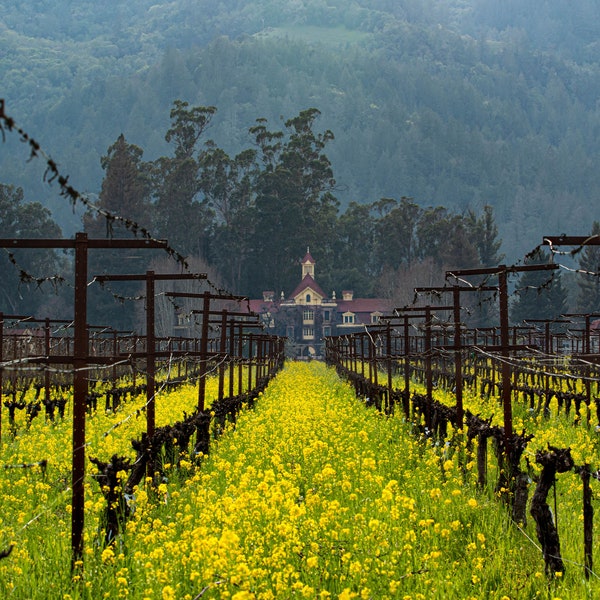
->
[415, 206, 479, 270]
[247, 108, 339, 298]
[151, 100, 217, 258]
[83, 134, 151, 236]
[331, 200, 379, 297]
[373, 196, 422, 271]
[198, 143, 258, 292]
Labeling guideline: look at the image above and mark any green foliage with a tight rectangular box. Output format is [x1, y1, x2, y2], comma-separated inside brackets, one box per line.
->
[4, 0, 600, 318]
[332, 201, 379, 296]
[247, 108, 339, 297]
[83, 134, 154, 329]
[511, 249, 569, 324]
[0, 184, 67, 316]
[199, 144, 258, 292]
[575, 221, 600, 314]
[374, 197, 421, 270]
[465, 205, 505, 268]
[89, 134, 151, 230]
[0, 88, 507, 324]
[3, 0, 600, 269]
[151, 101, 217, 257]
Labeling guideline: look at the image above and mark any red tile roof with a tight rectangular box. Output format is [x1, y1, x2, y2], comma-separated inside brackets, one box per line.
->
[248, 299, 276, 314]
[301, 250, 315, 265]
[336, 298, 391, 315]
[288, 274, 327, 301]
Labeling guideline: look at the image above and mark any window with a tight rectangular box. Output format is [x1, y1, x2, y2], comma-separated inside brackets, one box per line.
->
[323, 325, 331, 337]
[286, 326, 295, 339]
[343, 313, 355, 324]
[323, 310, 330, 322]
[303, 309, 314, 322]
[306, 293, 311, 303]
[303, 326, 314, 339]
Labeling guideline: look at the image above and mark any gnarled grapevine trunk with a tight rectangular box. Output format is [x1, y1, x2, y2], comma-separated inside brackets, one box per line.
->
[530, 446, 574, 577]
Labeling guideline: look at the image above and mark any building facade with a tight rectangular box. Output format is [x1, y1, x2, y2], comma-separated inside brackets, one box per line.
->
[249, 250, 391, 358]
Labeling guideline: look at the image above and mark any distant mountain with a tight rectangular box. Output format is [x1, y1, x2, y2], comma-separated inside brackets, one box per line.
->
[2, 0, 600, 263]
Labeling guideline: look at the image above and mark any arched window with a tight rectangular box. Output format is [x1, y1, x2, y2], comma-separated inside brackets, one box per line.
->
[306, 293, 311, 303]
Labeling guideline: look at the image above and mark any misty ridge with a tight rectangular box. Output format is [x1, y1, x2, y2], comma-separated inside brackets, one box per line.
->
[2, 0, 600, 323]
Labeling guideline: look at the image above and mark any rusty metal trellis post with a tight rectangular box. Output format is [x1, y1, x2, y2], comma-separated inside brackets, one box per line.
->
[198, 292, 211, 412]
[542, 237, 600, 579]
[202, 310, 263, 398]
[92, 271, 208, 442]
[0, 313, 72, 445]
[165, 291, 250, 410]
[386, 321, 392, 411]
[71, 233, 88, 569]
[0, 313, 26, 445]
[394, 305, 452, 431]
[560, 312, 600, 408]
[221, 316, 263, 398]
[0, 234, 168, 569]
[217, 310, 228, 401]
[380, 311, 428, 419]
[447, 264, 559, 454]
[581, 464, 594, 579]
[414, 285, 498, 429]
[403, 314, 411, 416]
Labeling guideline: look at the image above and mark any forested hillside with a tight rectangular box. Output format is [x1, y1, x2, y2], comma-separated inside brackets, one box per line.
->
[2, 0, 600, 272]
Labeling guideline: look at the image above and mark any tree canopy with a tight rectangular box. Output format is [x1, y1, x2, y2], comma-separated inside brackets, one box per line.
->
[0, 184, 67, 316]
[3, 0, 600, 264]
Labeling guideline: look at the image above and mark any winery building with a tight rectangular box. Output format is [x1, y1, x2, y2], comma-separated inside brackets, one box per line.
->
[248, 249, 391, 358]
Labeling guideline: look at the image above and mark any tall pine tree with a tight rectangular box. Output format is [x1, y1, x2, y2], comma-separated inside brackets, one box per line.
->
[83, 134, 151, 236]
